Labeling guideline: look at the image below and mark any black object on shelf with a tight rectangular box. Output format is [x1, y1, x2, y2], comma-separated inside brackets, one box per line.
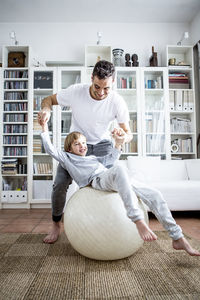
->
[34, 71, 53, 89]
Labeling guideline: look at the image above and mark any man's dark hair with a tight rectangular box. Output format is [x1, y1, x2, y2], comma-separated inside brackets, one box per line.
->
[92, 60, 115, 80]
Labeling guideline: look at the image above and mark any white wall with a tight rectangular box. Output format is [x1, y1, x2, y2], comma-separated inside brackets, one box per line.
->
[0, 22, 190, 66]
[190, 11, 200, 45]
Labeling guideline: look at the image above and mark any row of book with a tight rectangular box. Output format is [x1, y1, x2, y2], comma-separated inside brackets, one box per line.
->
[2, 179, 27, 191]
[33, 137, 47, 153]
[171, 138, 193, 153]
[146, 135, 165, 153]
[4, 70, 28, 78]
[61, 118, 71, 133]
[4, 124, 27, 133]
[169, 90, 193, 111]
[33, 162, 52, 175]
[3, 113, 28, 122]
[4, 147, 27, 156]
[170, 117, 192, 133]
[34, 96, 43, 111]
[4, 102, 28, 111]
[129, 119, 137, 133]
[145, 76, 162, 89]
[117, 76, 136, 89]
[122, 141, 137, 153]
[145, 113, 165, 133]
[3, 135, 27, 144]
[4, 91, 28, 100]
[1, 158, 27, 175]
[4, 81, 28, 89]
[169, 72, 189, 89]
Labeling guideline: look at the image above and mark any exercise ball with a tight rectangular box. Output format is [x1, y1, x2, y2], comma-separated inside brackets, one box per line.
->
[64, 187, 148, 260]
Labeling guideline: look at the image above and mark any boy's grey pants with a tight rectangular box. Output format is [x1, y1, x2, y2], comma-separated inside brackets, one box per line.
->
[92, 164, 183, 241]
[51, 140, 114, 222]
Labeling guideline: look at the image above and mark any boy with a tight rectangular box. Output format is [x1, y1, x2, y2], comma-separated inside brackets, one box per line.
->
[41, 121, 200, 256]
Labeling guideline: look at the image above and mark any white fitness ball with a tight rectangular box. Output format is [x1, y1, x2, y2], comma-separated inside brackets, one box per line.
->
[64, 187, 148, 260]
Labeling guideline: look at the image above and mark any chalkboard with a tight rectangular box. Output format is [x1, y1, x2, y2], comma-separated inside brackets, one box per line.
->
[34, 71, 53, 89]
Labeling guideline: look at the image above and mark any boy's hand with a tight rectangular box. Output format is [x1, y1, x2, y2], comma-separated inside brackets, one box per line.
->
[112, 128, 126, 148]
[38, 109, 51, 126]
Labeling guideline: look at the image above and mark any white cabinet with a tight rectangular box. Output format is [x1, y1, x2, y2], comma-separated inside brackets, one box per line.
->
[115, 67, 141, 156]
[140, 67, 170, 159]
[167, 45, 197, 159]
[30, 67, 58, 204]
[0, 46, 31, 208]
[0, 45, 198, 209]
[57, 67, 84, 150]
[115, 67, 170, 159]
[85, 45, 112, 67]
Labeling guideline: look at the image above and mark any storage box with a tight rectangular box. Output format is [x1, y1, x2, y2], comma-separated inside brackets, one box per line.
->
[8, 52, 26, 68]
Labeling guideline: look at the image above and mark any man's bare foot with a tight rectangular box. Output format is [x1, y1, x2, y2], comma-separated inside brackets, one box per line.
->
[173, 237, 200, 256]
[135, 219, 157, 242]
[43, 221, 61, 244]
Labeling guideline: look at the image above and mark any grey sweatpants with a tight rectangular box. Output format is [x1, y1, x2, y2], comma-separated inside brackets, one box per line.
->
[51, 139, 114, 222]
[92, 164, 183, 241]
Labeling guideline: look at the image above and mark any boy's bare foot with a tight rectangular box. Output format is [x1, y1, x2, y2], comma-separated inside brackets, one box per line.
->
[172, 237, 200, 256]
[43, 221, 61, 244]
[135, 219, 157, 242]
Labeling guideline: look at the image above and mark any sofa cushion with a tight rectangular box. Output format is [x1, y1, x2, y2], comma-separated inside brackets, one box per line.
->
[184, 159, 200, 180]
[159, 160, 188, 181]
[150, 180, 200, 210]
[127, 156, 161, 183]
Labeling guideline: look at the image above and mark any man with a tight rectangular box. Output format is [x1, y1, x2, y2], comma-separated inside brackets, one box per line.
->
[38, 60, 132, 244]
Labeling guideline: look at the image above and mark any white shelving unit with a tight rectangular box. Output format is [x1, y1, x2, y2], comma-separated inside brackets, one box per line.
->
[0, 45, 32, 209]
[85, 45, 112, 67]
[57, 67, 84, 150]
[0, 45, 198, 209]
[30, 67, 58, 207]
[167, 45, 197, 159]
[115, 67, 141, 157]
[140, 67, 170, 159]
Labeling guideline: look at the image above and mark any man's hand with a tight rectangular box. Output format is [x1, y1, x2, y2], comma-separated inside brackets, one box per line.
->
[38, 109, 51, 126]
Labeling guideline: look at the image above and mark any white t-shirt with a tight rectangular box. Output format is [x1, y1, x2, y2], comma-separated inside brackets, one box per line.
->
[57, 83, 129, 144]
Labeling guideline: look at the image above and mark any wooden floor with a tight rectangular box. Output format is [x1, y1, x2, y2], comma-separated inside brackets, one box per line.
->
[0, 209, 200, 241]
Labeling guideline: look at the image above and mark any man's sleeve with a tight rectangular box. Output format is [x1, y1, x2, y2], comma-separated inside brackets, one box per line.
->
[115, 94, 130, 124]
[56, 84, 75, 108]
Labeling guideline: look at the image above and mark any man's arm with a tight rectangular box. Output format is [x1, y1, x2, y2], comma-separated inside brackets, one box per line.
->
[97, 129, 125, 167]
[38, 94, 58, 125]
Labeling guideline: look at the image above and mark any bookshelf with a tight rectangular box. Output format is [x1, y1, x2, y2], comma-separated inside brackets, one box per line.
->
[0, 45, 198, 209]
[0, 46, 31, 208]
[115, 67, 141, 157]
[140, 67, 170, 159]
[167, 45, 197, 159]
[31, 67, 58, 205]
[57, 67, 84, 151]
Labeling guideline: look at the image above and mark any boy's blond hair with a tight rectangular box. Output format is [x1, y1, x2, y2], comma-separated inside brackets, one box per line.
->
[64, 131, 86, 152]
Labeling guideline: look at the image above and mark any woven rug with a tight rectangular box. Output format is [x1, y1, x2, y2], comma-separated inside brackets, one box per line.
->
[0, 231, 200, 300]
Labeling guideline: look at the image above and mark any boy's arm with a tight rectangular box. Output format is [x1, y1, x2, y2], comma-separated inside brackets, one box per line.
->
[40, 125, 67, 167]
[38, 94, 58, 126]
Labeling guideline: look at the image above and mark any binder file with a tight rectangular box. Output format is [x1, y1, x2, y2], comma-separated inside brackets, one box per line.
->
[183, 90, 188, 111]
[188, 90, 194, 111]
[175, 90, 182, 111]
[169, 90, 175, 111]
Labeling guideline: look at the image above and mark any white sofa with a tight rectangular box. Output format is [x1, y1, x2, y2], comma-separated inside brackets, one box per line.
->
[67, 157, 200, 211]
[123, 157, 200, 211]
